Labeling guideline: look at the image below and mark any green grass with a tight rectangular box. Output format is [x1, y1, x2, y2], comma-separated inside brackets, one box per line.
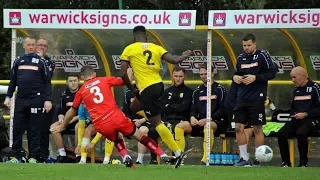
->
[0, 164, 318, 180]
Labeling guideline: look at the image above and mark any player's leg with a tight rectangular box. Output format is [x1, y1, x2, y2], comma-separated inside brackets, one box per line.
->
[79, 124, 96, 164]
[136, 126, 149, 164]
[27, 97, 47, 163]
[148, 126, 160, 164]
[118, 114, 171, 164]
[140, 83, 182, 158]
[50, 121, 67, 162]
[51, 121, 77, 163]
[103, 139, 114, 164]
[234, 103, 250, 166]
[6, 98, 26, 163]
[201, 121, 217, 164]
[174, 121, 192, 152]
[130, 97, 144, 114]
[295, 121, 314, 167]
[244, 126, 253, 159]
[74, 122, 81, 162]
[248, 102, 266, 163]
[277, 121, 293, 167]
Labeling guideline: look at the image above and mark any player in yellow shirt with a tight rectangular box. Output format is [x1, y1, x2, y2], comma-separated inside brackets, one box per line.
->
[120, 25, 193, 168]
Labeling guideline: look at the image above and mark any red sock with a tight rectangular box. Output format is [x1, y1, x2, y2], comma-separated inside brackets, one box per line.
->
[115, 138, 128, 158]
[140, 136, 165, 156]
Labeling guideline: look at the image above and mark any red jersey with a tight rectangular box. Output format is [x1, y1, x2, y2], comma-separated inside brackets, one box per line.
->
[72, 76, 124, 123]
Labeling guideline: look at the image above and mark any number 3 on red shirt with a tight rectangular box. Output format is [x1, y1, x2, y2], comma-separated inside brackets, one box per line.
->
[90, 86, 104, 104]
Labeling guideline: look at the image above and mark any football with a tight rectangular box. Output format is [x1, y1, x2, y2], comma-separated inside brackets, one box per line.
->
[255, 145, 273, 162]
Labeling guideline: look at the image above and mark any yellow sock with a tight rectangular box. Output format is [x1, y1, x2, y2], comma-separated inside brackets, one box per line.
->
[80, 146, 88, 158]
[105, 139, 115, 157]
[155, 123, 180, 153]
[201, 129, 214, 162]
[174, 127, 185, 151]
[136, 110, 147, 119]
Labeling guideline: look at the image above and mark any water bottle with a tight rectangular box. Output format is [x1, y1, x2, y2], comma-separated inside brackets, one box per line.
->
[221, 153, 227, 165]
[227, 153, 233, 165]
[233, 153, 240, 164]
[210, 153, 215, 165]
[215, 153, 221, 165]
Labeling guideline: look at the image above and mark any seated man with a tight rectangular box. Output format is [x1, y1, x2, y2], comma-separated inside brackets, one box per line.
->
[277, 67, 320, 167]
[174, 63, 228, 164]
[123, 68, 151, 164]
[75, 103, 115, 164]
[158, 66, 193, 162]
[50, 73, 80, 163]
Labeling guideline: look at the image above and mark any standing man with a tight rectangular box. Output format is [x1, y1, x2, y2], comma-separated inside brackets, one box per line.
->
[4, 36, 52, 163]
[120, 25, 193, 168]
[36, 38, 56, 163]
[232, 34, 277, 166]
[278, 67, 320, 167]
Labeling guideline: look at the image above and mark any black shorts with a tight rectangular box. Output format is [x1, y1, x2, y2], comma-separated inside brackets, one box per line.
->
[85, 119, 92, 126]
[139, 82, 164, 118]
[234, 101, 266, 126]
[61, 121, 78, 135]
[139, 121, 151, 129]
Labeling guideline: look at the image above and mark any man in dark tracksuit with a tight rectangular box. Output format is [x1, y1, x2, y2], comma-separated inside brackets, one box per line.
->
[4, 36, 52, 163]
[50, 73, 80, 163]
[232, 34, 277, 166]
[278, 67, 320, 167]
[174, 64, 228, 164]
[37, 38, 56, 163]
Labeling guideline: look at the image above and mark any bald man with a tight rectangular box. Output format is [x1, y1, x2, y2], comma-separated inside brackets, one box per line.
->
[277, 66, 320, 167]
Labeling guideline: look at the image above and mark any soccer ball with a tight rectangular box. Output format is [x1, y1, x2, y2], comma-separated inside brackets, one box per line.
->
[255, 145, 273, 162]
[111, 159, 122, 164]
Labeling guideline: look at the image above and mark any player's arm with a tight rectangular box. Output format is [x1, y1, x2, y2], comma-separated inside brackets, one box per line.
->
[39, 58, 52, 101]
[255, 51, 277, 82]
[306, 84, 320, 118]
[162, 49, 193, 64]
[108, 76, 124, 86]
[211, 86, 227, 120]
[120, 46, 136, 92]
[190, 89, 199, 121]
[120, 61, 136, 93]
[61, 90, 82, 130]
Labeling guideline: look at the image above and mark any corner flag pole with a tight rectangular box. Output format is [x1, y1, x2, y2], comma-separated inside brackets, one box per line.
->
[205, 30, 212, 166]
[9, 28, 17, 147]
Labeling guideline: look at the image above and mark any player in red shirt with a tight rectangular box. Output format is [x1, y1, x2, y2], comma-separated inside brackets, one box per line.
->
[51, 65, 173, 167]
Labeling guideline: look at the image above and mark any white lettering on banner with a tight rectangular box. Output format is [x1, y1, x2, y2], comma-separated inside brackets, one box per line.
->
[310, 56, 320, 70]
[208, 9, 320, 29]
[178, 50, 228, 74]
[3, 9, 196, 29]
[271, 56, 295, 74]
[51, 49, 99, 72]
[111, 55, 164, 70]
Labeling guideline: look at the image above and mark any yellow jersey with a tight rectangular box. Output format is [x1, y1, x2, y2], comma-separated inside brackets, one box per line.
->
[120, 42, 167, 93]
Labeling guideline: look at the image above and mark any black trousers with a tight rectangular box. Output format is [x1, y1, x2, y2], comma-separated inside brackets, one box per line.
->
[277, 119, 318, 165]
[39, 110, 53, 161]
[12, 96, 44, 160]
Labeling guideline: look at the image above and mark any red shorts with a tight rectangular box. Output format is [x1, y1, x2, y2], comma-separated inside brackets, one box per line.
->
[94, 110, 135, 141]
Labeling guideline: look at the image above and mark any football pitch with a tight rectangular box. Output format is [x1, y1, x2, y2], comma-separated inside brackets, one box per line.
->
[0, 164, 318, 180]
